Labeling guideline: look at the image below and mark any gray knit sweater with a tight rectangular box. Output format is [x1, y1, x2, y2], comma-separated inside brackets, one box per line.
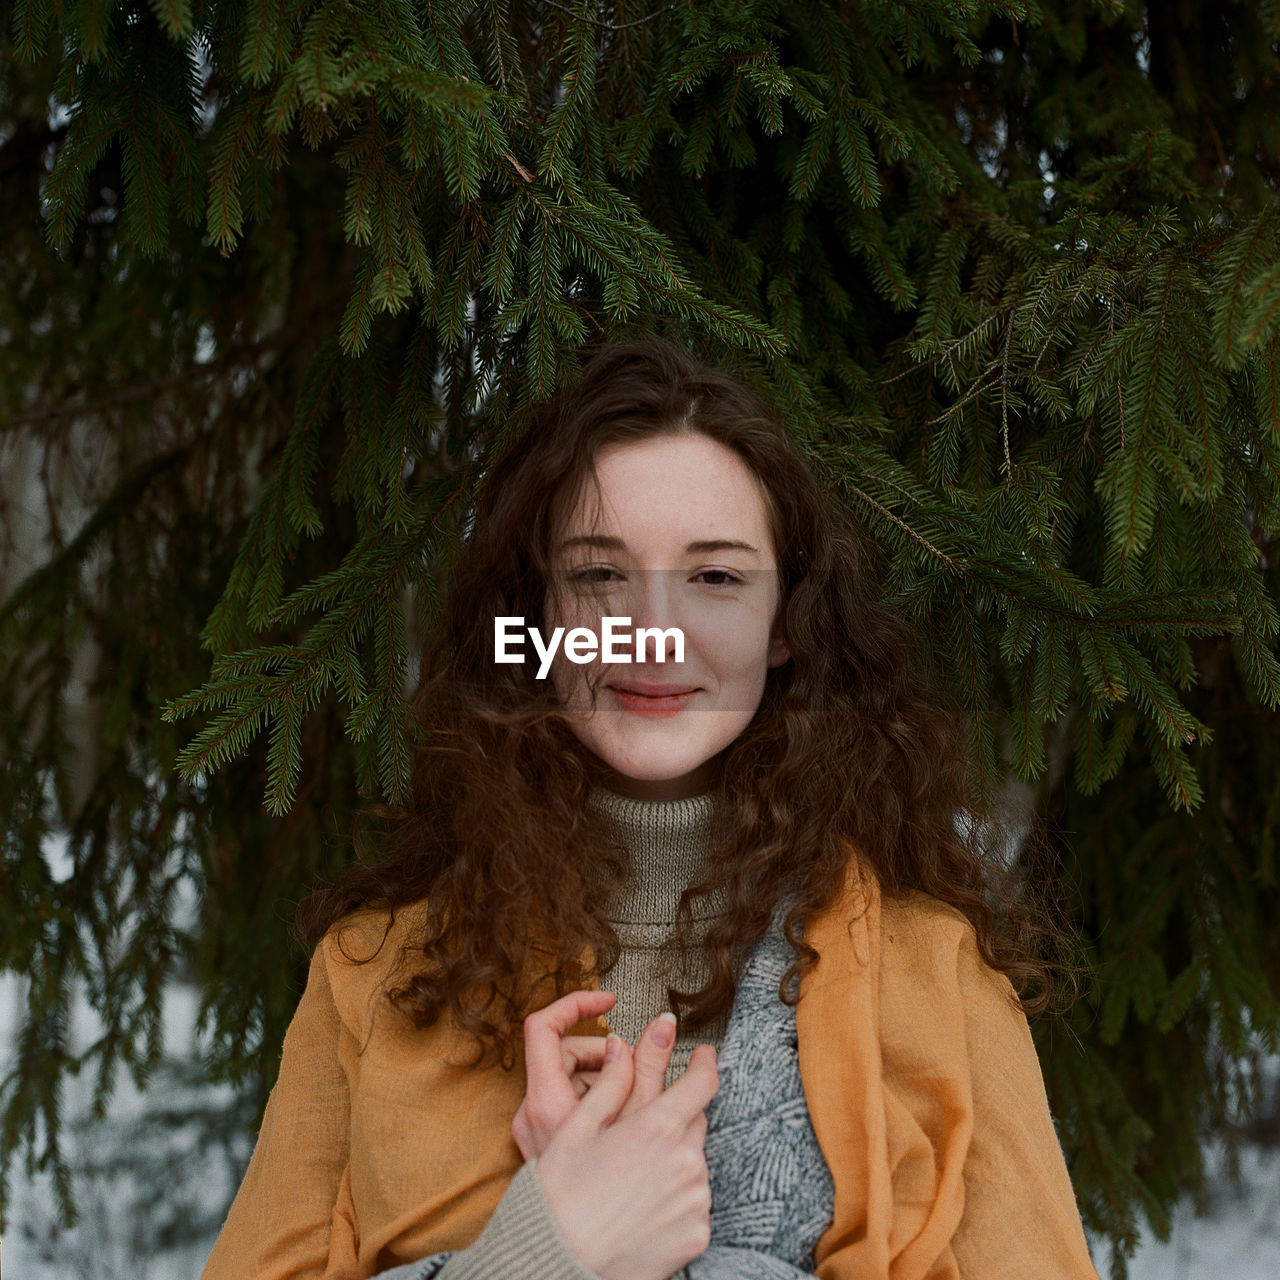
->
[374, 789, 833, 1280]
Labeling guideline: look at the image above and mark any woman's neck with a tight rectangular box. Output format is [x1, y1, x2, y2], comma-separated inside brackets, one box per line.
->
[587, 785, 728, 924]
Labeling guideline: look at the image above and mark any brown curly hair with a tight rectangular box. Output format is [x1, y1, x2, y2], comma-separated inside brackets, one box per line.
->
[296, 339, 1068, 1067]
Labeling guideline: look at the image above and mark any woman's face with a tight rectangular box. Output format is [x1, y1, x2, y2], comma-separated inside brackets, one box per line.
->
[544, 431, 791, 800]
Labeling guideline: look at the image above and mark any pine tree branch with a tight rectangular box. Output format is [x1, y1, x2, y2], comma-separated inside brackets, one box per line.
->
[4, 329, 316, 428]
[540, 1, 673, 33]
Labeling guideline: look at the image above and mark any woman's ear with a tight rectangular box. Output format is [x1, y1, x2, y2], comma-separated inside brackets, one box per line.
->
[767, 634, 791, 668]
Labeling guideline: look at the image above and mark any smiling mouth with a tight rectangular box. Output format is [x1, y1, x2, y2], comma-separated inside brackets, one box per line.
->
[610, 685, 699, 717]
[612, 682, 700, 697]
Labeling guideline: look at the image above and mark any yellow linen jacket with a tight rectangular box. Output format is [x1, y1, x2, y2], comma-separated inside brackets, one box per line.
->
[200, 861, 1100, 1280]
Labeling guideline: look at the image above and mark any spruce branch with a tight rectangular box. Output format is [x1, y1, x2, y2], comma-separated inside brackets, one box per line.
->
[146, 0, 193, 40]
[539, 0, 673, 33]
[164, 476, 468, 812]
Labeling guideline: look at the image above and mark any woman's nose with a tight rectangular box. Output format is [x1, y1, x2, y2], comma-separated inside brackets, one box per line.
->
[626, 570, 684, 663]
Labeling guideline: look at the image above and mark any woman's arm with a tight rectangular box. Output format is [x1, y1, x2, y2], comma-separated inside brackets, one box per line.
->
[368, 1160, 602, 1280]
[202, 961, 715, 1280]
[368, 1012, 718, 1280]
[367, 1178, 824, 1280]
[202, 944, 605, 1280]
[366, 1180, 825, 1280]
[200, 943, 353, 1280]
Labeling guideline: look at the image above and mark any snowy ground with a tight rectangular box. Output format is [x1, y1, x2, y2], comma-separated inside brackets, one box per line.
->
[2, 973, 1278, 1280]
[1113, 1138, 1280, 1280]
[0, 972, 250, 1280]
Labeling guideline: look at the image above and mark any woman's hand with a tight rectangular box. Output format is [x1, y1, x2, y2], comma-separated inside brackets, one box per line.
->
[512, 989, 619, 1161]
[535, 1036, 719, 1280]
[512, 989, 684, 1160]
[511, 991, 718, 1280]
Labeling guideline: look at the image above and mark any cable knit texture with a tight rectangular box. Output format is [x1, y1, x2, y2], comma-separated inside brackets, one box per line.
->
[696, 912, 834, 1274]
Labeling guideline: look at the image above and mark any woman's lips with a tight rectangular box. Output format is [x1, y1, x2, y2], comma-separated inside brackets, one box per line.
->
[611, 685, 699, 717]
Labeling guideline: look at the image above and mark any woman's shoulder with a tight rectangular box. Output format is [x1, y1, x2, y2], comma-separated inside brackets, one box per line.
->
[878, 885, 1021, 1013]
[879, 885, 974, 950]
[311, 897, 436, 1033]
[819, 853, 1014, 1002]
[818, 853, 977, 958]
[319, 897, 431, 962]
[806, 859, 1001, 997]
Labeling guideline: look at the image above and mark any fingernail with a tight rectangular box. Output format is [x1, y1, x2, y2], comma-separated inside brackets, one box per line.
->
[605, 1034, 623, 1063]
[652, 1011, 676, 1048]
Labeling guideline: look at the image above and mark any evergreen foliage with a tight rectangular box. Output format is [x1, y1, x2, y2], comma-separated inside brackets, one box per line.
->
[1, 1, 1278, 1271]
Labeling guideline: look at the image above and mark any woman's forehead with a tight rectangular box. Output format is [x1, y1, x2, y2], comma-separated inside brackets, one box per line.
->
[551, 434, 777, 553]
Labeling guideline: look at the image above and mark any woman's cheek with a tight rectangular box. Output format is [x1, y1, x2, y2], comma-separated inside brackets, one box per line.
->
[712, 618, 775, 681]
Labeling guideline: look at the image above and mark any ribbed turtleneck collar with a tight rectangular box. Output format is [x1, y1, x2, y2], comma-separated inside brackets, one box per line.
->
[587, 785, 729, 926]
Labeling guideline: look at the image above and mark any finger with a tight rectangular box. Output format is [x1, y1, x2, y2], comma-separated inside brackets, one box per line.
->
[653, 1043, 720, 1122]
[619, 1011, 677, 1117]
[524, 989, 616, 1043]
[568, 1033, 635, 1131]
[524, 991, 617, 1102]
[560, 1035, 609, 1075]
[511, 1102, 535, 1160]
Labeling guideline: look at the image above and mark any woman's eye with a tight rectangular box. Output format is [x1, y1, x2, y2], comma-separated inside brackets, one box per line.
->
[569, 566, 620, 585]
[694, 570, 742, 587]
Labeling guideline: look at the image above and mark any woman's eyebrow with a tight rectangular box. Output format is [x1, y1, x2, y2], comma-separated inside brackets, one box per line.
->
[558, 535, 762, 556]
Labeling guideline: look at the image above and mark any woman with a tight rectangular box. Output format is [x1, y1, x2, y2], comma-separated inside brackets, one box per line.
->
[200, 340, 1100, 1280]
